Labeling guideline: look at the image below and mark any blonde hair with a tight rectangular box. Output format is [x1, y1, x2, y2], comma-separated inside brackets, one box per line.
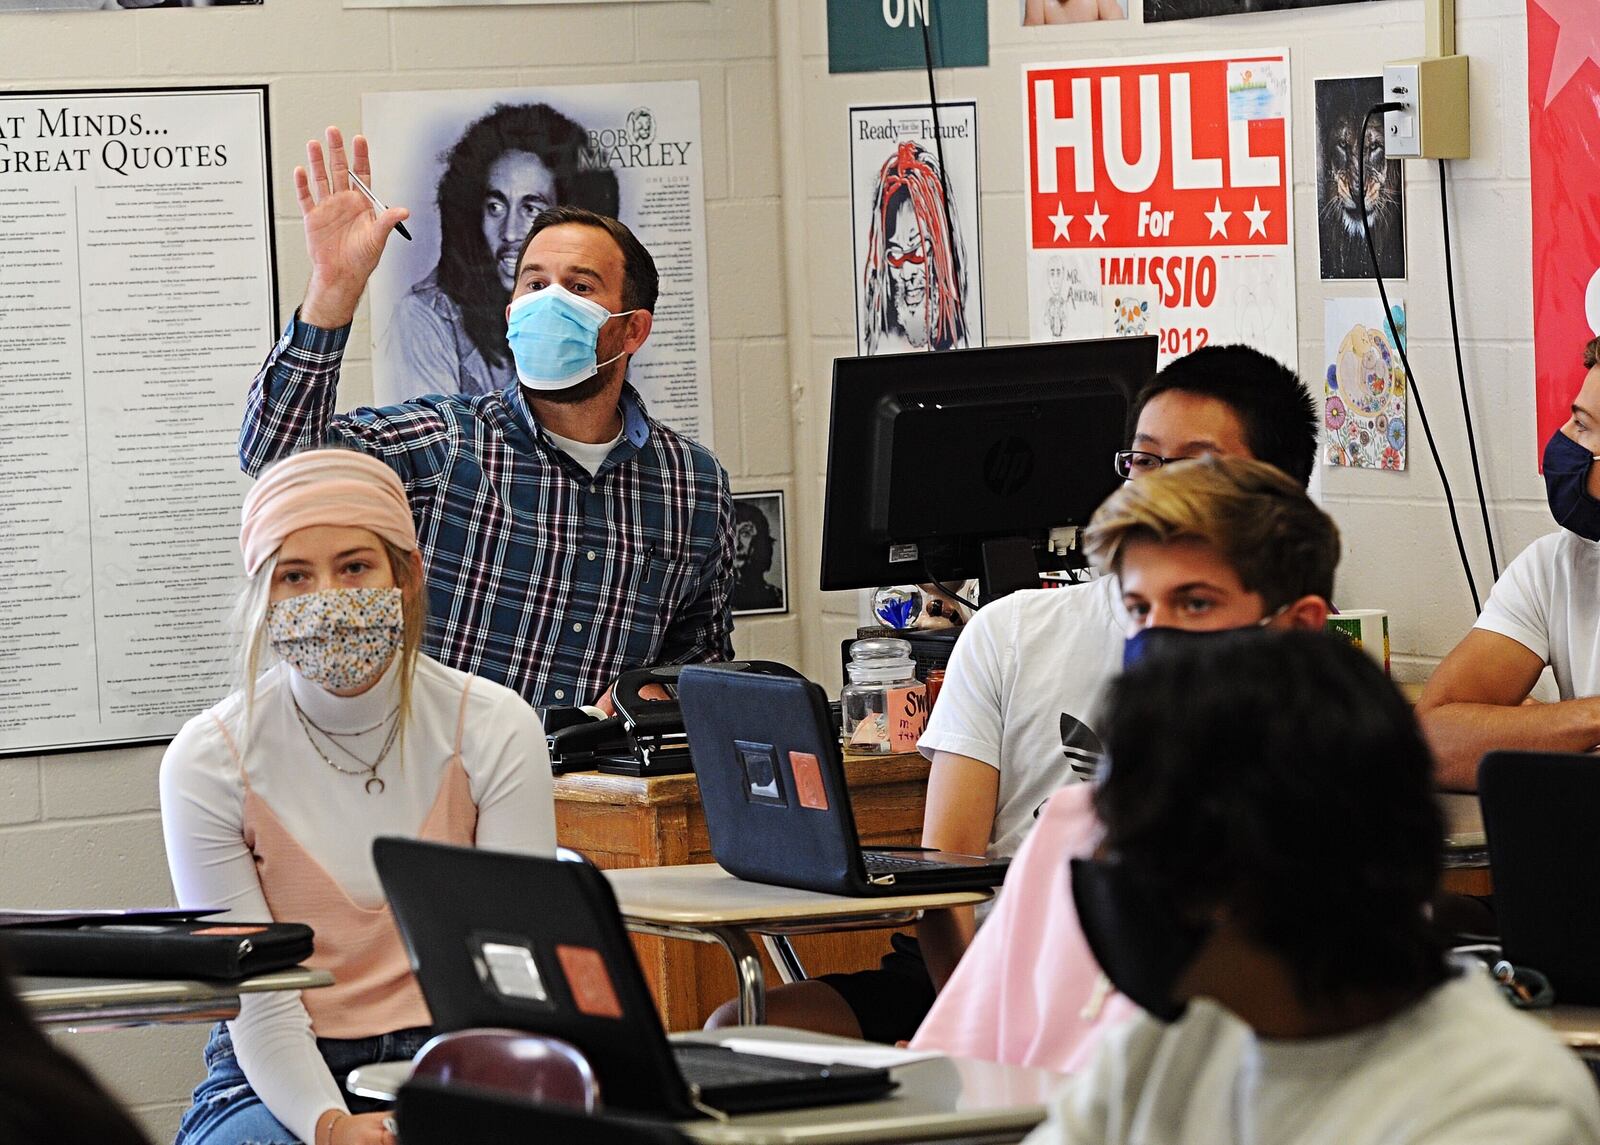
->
[231, 537, 428, 756]
[1084, 456, 1340, 610]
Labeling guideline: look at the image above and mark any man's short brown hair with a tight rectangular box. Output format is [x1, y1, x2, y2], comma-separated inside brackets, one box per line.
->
[1583, 337, 1600, 371]
[516, 205, 660, 314]
[1084, 456, 1340, 609]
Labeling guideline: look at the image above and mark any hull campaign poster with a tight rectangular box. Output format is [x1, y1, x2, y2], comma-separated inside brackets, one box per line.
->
[363, 81, 712, 443]
[1528, 0, 1600, 462]
[849, 101, 984, 356]
[1024, 51, 1297, 367]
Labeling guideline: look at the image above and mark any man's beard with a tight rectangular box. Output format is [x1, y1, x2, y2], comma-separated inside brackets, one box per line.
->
[527, 368, 614, 406]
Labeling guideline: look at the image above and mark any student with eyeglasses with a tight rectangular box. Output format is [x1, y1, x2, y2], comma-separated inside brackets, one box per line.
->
[708, 346, 1319, 1045]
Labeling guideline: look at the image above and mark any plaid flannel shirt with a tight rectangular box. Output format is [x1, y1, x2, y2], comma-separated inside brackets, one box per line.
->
[240, 316, 734, 708]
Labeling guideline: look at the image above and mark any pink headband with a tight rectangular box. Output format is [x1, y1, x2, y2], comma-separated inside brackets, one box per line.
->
[239, 449, 417, 575]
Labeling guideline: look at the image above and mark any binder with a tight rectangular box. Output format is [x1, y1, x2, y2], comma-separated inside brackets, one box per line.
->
[0, 918, 314, 981]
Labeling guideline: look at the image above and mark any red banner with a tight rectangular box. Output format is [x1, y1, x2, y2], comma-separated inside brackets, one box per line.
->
[1529, 0, 1600, 461]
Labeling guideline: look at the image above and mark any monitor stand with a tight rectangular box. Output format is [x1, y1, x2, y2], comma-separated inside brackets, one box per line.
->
[980, 537, 1041, 606]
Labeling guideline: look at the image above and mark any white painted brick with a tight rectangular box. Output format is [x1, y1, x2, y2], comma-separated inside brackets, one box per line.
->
[706, 199, 786, 338]
[0, 758, 41, 826]
[739, 339, 794, 475]
[728, 61, 782, 201]
[0, 816, 173, 907]
[802, 199, 854, 340]
[637, 0, 774, 63]
[710, 338, 744, 472]
[0, 16, 155, 84]
[734, 613, 802, 664]
[392, 6, 637, 70]
[55, 1023, 208, 1132]
[135, 8, 390, 76]
[40, 744, 163, 819]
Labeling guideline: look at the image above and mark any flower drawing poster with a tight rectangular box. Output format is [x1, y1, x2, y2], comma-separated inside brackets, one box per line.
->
[1323, 297, 1406, 471]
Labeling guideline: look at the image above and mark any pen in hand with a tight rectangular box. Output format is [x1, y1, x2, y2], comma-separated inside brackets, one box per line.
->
[347, 170, 413, 242]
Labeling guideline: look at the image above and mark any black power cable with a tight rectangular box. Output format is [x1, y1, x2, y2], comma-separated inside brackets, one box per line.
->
[917, 14, 959, 290]
[1439, 159, 1501, 581]
[1360, 103, 1481, 613]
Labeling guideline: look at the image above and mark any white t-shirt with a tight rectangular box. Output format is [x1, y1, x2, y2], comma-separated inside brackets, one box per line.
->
[918, 576, 1125, 862]
[1474, 530, 1600, 700]
[1025, 968, 1600, 1145]
[544, 424, 625, 477]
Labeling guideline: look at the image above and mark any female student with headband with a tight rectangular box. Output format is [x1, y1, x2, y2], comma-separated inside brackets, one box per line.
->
[160, 448, 557, 1145]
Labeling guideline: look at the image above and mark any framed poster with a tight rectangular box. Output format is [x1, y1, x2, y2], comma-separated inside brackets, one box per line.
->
[731, 491, 787, 616]
[1024, 50, 1297, 367]
[1144, 0, 1374, 20]
[1314, 76, 1405, 281]
[0, 86, 277, 756]
[362, 82, 712, 443]
[849, 101, 984, 356]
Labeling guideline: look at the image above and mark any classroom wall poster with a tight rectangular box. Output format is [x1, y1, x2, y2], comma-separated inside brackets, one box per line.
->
[363, 82, 712, 444]
[1314, 75, 1405, 281]
[1143, 0, 1375, 20]
[0, 86, 277, 756]
[1323, 297, 1407, 470]
[1528, 0, 1600, 463]
[849, 101, 984, 356]
[1024, 51, 1297, 368]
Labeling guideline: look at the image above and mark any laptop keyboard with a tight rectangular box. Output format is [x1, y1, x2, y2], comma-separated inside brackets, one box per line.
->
[862, 851, 945, 874]
[674, 1044, 847, 1086]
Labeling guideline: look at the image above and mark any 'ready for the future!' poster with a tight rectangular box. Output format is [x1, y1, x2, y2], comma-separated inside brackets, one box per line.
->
[1024, 50, 1297, 368]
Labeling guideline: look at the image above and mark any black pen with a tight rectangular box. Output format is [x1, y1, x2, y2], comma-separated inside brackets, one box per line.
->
[347, 170, 413, 241]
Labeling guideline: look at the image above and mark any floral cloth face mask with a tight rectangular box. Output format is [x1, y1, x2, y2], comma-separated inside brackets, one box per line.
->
[267, 587, 403, 692]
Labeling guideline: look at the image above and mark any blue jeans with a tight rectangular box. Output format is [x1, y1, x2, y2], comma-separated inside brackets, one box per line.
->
[173, 1022, 432, 1145]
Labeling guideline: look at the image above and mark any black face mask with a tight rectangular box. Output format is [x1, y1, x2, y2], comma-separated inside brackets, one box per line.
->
[1070, 855, 1211, 1024]
[1543, 429, 1600, 542]
[1121, 616, 1279, 673]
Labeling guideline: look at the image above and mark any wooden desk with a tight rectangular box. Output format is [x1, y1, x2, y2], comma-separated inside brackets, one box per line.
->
[1439, 792, 1491, 898]
[554, 751, 930, 1031]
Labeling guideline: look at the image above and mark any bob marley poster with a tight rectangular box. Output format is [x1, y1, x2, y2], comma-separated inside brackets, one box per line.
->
[362, 81, 711, 442]
[849, 102, 984, 356]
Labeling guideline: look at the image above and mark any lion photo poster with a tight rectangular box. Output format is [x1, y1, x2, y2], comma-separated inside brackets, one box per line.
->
[1314, 76, 1406, 281]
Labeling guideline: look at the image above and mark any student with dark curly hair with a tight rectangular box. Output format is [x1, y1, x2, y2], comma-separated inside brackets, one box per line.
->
[382, 102, 620, 398]
[1025, 630, 1600, 1144]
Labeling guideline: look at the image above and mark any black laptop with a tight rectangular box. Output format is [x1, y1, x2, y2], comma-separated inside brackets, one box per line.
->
[676, 666, 1010, 896]
[1479, 750, 1600, 1004]
[373, 837, 896, 1118]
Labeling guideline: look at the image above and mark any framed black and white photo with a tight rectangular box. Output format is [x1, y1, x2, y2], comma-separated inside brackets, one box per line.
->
[731, 491, 788, 617]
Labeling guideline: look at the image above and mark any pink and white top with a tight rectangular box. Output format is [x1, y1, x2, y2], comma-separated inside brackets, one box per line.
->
[160, 654, 556, 1145]
[911, 783, 1140, 1073]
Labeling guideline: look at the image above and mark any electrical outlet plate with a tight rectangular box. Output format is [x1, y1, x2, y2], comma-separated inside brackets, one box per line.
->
[1383, 55, 1470, 160]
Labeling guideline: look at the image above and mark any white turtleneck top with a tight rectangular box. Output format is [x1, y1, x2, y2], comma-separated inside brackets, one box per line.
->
[159, 654, 556, 1143]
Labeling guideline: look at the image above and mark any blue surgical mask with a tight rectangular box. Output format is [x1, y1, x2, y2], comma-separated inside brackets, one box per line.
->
[1122, 611, 1285, 672]
[1542, 429, 1600, 542]
[505, 283, 637, 391]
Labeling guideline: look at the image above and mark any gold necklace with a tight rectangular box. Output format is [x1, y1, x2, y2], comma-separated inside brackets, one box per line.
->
[291, 698, 398, 795]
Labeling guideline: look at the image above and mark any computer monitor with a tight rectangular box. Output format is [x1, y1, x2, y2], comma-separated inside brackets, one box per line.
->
[820, 335, 1158, 597]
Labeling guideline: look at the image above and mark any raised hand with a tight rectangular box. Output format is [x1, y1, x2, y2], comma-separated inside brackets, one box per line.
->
[295, 127, 410, 330]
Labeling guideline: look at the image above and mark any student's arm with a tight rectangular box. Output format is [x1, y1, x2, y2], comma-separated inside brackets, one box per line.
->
[917, 750, 999, 989]
[1416, 630, 1600, 791]
[240, 128, 413, 476]
[158, 722, 349, 1145]
[469, 684, 558, 854]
